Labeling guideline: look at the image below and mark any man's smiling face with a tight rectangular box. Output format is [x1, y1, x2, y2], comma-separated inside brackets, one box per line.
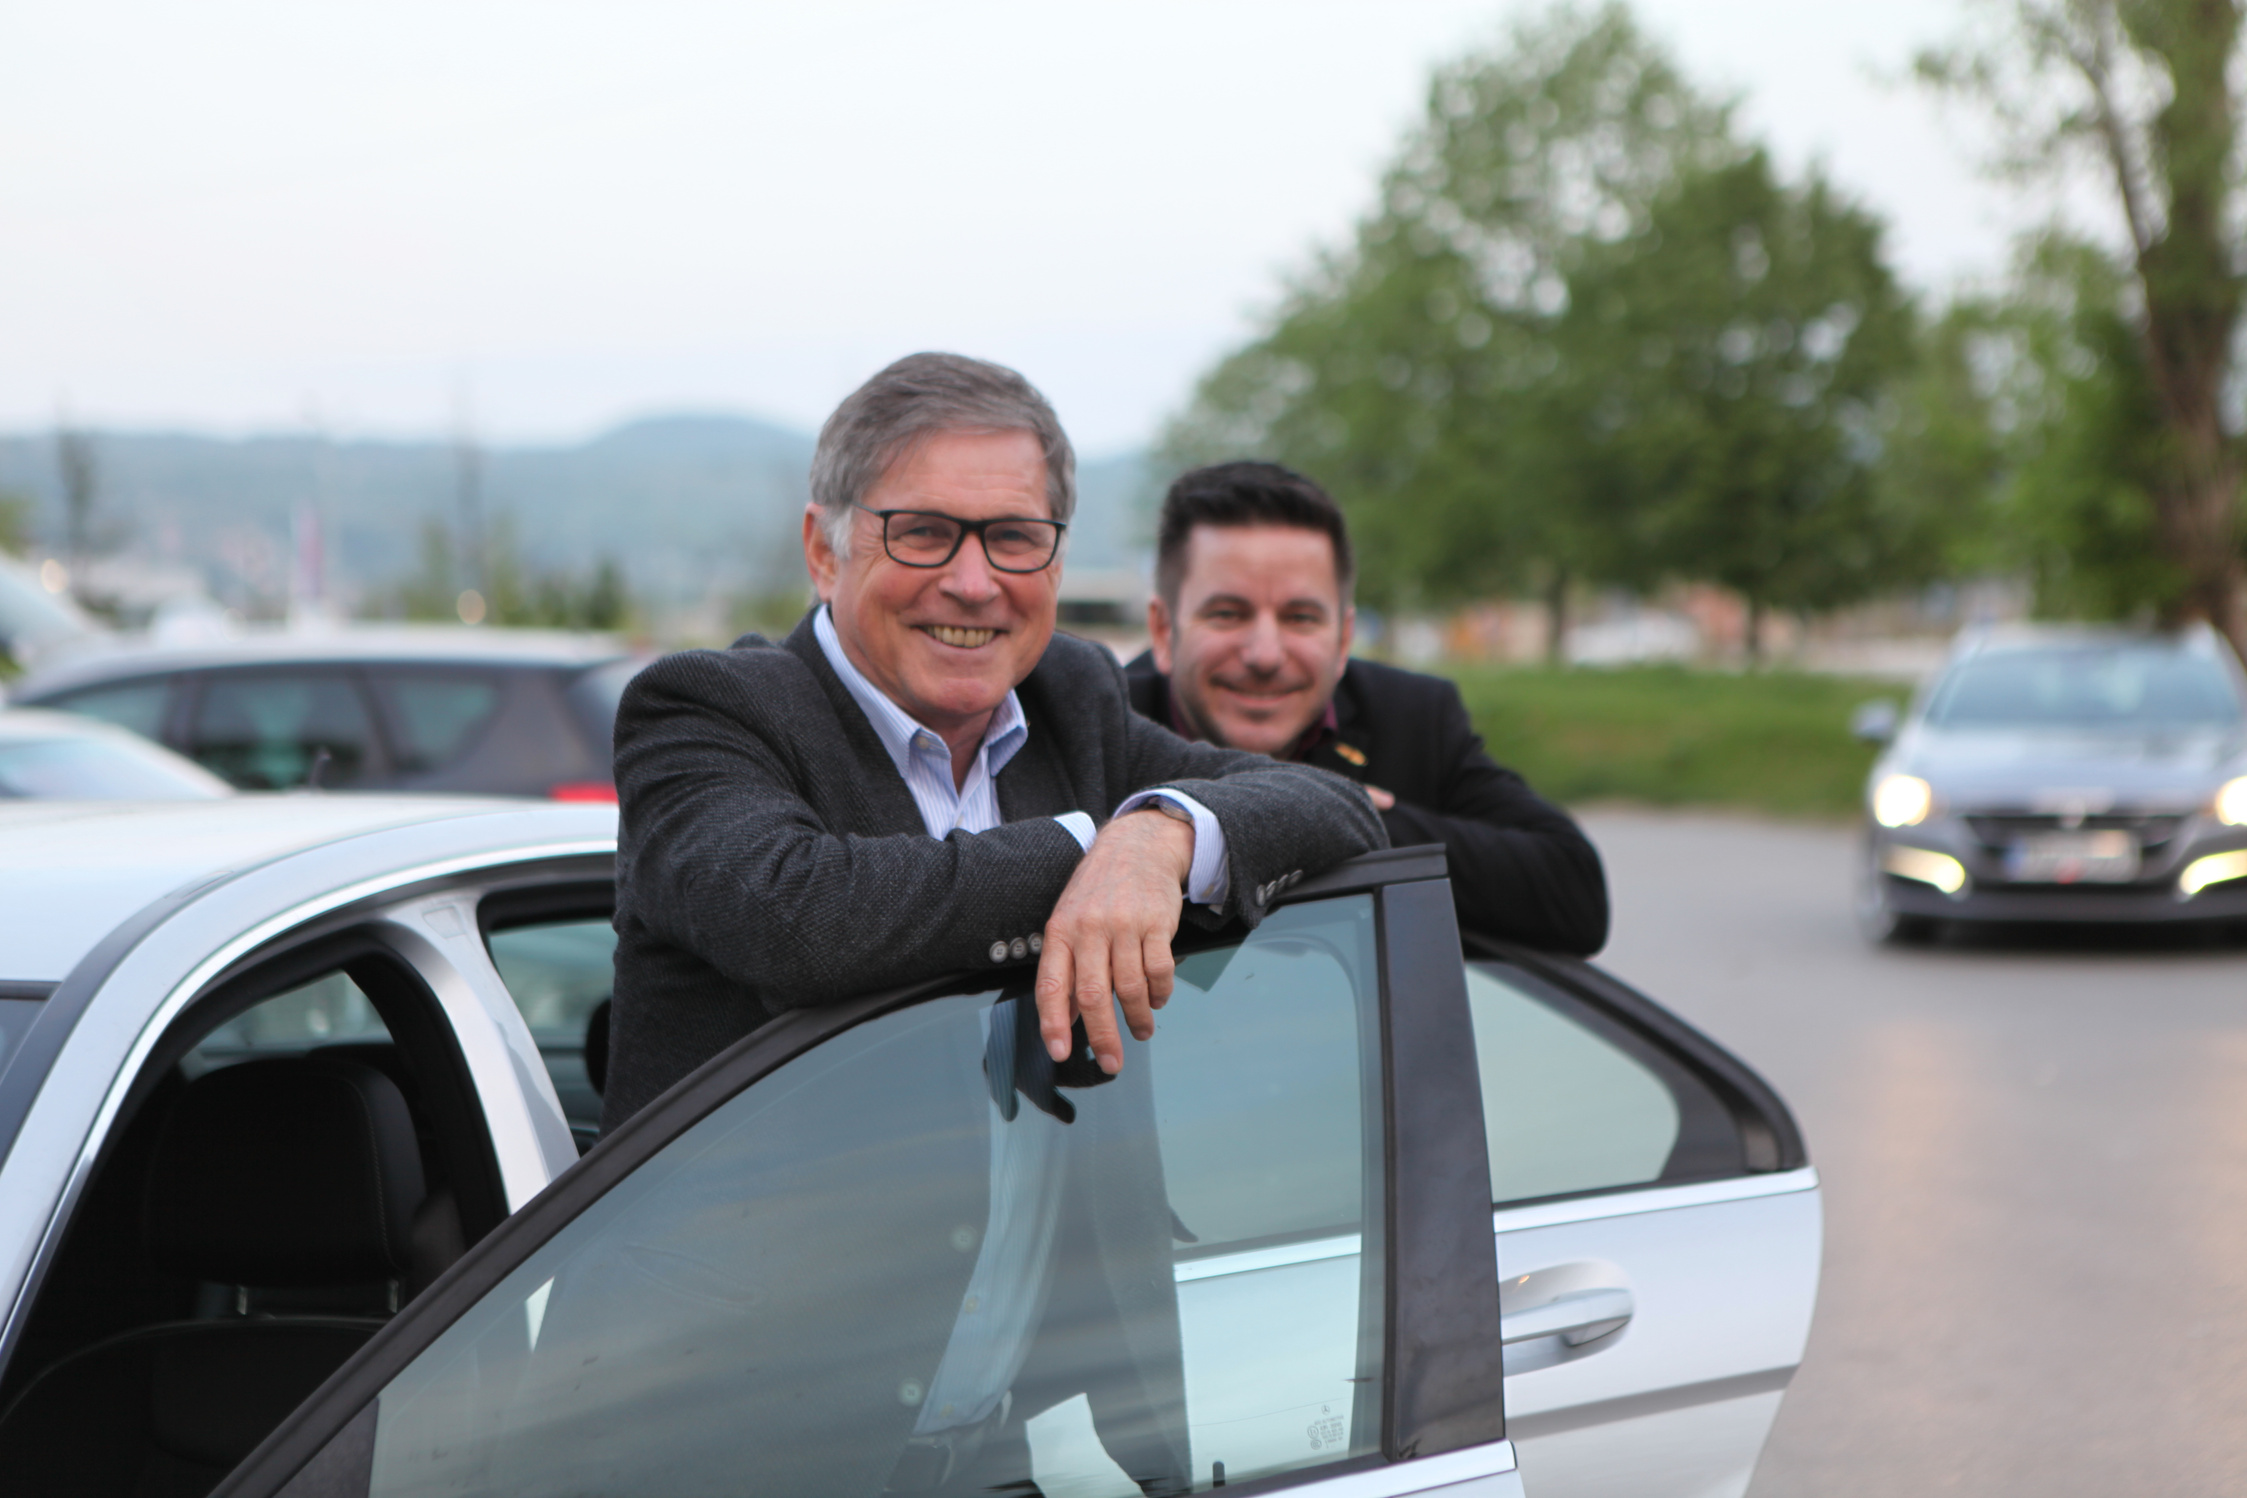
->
[1150, 522, 1352, 756]
[806, 427, 1059, 746]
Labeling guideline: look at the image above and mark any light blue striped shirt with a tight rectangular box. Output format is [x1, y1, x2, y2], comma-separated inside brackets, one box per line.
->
[812, 605, 1228, 905]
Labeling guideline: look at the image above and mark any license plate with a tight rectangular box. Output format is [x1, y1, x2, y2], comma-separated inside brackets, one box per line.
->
[2005, 830, 2140, 883]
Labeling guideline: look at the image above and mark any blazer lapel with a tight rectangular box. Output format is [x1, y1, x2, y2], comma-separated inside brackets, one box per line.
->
[780, 613, 929, 836]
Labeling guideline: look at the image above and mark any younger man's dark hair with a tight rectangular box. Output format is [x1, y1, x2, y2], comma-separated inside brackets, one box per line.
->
[1154, 461, 1356, 607]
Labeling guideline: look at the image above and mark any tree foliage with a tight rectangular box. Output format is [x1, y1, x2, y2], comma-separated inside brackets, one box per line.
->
[1565, 149, 1923, 649]
[390, 514, 631, 631]
[1162, 4, 1934, 650]
[1920, 0, 2247, 650]
[1162, 4, 1742, 618]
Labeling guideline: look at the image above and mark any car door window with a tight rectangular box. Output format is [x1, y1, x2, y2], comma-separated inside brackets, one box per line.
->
[317, 896, 1383, 1498]
[42, 678, 172, 740]
[367, 673, 504, 773]
[1466, 963, 1681, 1205]
[484, 917, 614, 1144]
[188, 672, 377, 788]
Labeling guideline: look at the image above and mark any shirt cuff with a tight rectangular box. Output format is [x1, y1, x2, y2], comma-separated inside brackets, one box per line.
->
[1113, 790, 1230, 909]
[1052, 811, 1097, 852]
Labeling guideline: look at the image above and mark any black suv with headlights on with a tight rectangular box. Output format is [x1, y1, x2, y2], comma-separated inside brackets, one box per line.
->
[1855, 623, 2247, 941]
[10, 628, 644, 800]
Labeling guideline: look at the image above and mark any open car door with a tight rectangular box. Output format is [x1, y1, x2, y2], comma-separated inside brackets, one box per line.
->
[213, 849, 1526, 1498]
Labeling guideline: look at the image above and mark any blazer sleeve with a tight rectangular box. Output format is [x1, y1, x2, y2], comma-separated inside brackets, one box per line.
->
[614, 653, 1088, 1010]
[1109, 660, 1389, 928]
[1378, 680, 1610, 955]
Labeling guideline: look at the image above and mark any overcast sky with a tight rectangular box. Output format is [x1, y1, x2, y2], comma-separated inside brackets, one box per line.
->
[2, 1, 2057, 455]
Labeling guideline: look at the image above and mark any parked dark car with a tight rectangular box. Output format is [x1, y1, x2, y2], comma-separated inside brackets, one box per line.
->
[1856, 622, 2247, 940]
[10, 628, 643, 799]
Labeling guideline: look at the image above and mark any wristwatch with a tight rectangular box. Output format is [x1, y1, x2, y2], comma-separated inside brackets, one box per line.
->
[1136, 796, 1193, 826]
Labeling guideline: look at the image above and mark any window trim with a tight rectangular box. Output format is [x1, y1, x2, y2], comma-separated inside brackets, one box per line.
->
[1466, 935, 1807, 1176]
[217, 867, 1512, 1497]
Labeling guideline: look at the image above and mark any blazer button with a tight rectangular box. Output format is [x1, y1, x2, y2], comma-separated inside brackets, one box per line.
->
[989, 941, 1010, 963]
[1028, 933, 1043, 954]
[1009, 937, 1029, 961]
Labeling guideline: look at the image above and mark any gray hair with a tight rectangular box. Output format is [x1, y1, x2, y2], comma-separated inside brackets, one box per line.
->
[809, 352, 1076, 559]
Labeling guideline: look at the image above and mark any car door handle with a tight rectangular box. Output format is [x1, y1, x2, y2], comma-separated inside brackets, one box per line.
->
[1499, 1286, 1634, 1347]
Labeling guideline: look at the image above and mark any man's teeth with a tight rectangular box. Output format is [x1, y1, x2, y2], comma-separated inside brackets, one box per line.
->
[925, 625, 999, 648]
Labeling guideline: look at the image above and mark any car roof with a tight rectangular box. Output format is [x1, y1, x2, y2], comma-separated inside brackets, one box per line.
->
[12, 625, 631, 699]
[1949, 620, 2233, 660]
[0, 797, 615, 984]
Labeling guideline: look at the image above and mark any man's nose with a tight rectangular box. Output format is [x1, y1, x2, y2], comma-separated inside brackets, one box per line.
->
[1238, 613, 1286, 671]
[938, 537, 1003, 604]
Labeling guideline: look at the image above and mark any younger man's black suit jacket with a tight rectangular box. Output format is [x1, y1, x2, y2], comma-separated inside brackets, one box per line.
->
[1126, 652, 1608, 955]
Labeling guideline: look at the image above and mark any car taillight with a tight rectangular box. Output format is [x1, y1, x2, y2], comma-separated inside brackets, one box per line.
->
[550, 781, 618, 803]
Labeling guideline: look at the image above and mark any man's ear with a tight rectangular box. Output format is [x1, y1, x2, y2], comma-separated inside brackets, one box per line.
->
[803, 505, 838, 602]
[1148, 596, 1175, 674]
[1339, 604, 1356, 659]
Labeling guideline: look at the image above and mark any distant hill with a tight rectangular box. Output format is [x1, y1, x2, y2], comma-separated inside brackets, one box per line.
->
[0, 416, 1152, 615]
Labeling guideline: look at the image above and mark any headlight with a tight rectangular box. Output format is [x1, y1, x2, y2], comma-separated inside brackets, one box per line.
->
[1872, 774, 1934, 828]
[2215, 776, 2247, 826]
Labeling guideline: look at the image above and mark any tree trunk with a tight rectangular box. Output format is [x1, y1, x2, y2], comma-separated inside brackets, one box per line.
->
[2151, 465, 2247, 655]
[1543, 566, 1570, 667]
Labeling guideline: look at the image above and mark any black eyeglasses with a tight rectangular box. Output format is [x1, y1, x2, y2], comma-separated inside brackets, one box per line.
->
[858, 507, 1066, 573]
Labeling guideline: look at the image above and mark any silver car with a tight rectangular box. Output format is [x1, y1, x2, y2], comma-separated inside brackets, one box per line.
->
[0, 803, 1818, 1498]
[1857, 622, 2247, 941]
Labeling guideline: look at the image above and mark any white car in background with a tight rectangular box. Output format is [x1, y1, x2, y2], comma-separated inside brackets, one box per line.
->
[0, 801, 1819, 1498]
[0, 708, 233, 801]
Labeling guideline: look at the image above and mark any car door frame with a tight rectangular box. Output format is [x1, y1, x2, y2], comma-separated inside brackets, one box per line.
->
[213, 846, 1522, 1498]
[0, 840, 606, 1393]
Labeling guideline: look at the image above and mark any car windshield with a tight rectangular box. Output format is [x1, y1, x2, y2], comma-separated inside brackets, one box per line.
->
[1923, 645, 2244, 732]
[0, 735, 230, 799]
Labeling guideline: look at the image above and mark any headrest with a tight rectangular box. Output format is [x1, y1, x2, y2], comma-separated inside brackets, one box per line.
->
[145, 1057, 426, 1287]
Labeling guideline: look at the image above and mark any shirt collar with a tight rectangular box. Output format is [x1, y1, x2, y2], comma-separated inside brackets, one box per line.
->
[813, 605, 1029, 783]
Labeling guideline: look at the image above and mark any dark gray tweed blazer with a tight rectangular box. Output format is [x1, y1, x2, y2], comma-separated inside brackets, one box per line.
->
[603, 613, 1386, 1125]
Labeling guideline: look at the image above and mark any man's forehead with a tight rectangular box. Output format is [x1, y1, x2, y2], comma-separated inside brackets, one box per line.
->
[872, 427, 1053, 512]
[1182, 523, 1344, 594]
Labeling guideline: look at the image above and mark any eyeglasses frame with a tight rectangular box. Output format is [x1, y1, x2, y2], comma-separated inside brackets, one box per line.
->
[855, 505, 1068, 574]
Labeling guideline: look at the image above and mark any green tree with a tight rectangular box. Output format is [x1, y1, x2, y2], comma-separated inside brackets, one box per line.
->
[1567, 150, 1925, 656]
[1161, 3, 1742, 651]
[1921, 0, 2247, 650]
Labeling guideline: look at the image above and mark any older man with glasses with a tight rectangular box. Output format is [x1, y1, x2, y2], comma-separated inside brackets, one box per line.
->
[603, 352, 1383, 1494]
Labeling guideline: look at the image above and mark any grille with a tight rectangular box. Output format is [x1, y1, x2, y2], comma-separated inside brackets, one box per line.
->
[1963, 812, 2186, 853]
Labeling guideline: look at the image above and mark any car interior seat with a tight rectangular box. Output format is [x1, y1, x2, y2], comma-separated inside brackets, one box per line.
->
[0, 1056, 428, 1498]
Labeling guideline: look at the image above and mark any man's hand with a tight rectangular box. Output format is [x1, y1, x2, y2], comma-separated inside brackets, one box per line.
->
[1365, 784, 1396, 811]
[1034, 807, 1195, 1074]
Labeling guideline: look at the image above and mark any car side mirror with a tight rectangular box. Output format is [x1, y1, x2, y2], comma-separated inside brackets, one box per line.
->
[1850, 699, 1900, 744]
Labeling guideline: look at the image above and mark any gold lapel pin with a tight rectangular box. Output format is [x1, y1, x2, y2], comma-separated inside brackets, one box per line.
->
[1334, 743, 1367, 767]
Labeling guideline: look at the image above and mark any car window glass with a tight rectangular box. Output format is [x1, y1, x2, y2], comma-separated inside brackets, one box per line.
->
[1467, 962, 1679, 1205]
[189, 972, 391, 1072]
[346, 896, 1382, 1498]
[189, 673, 377, 788]
[0, 996, 39, 1073]
[485, 919, 614, 1142]
[370, 674, 504, 772]
[45, 680, 170, 739]
[0, 735, 227, 799]
[1924, 646, 2244, 730]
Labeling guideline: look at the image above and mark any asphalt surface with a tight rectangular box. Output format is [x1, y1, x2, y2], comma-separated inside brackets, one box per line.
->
[1578, 808, 2247, 1498]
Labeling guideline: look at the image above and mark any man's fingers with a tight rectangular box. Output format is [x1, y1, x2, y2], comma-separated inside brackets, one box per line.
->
[1034, 932, 1077, 1062]
[1365, 784, 1396, 811]
[1142, 934, 1176, 1010]
[1072, 931, 1125, 1073]
[1110, 940, 1155, 1045]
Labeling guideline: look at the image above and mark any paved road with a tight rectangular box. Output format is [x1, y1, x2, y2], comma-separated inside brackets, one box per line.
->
[1578, 809, 2247, 1498]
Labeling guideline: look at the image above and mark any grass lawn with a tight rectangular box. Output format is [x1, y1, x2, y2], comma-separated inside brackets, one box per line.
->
[1446, 664, 1899, 821]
